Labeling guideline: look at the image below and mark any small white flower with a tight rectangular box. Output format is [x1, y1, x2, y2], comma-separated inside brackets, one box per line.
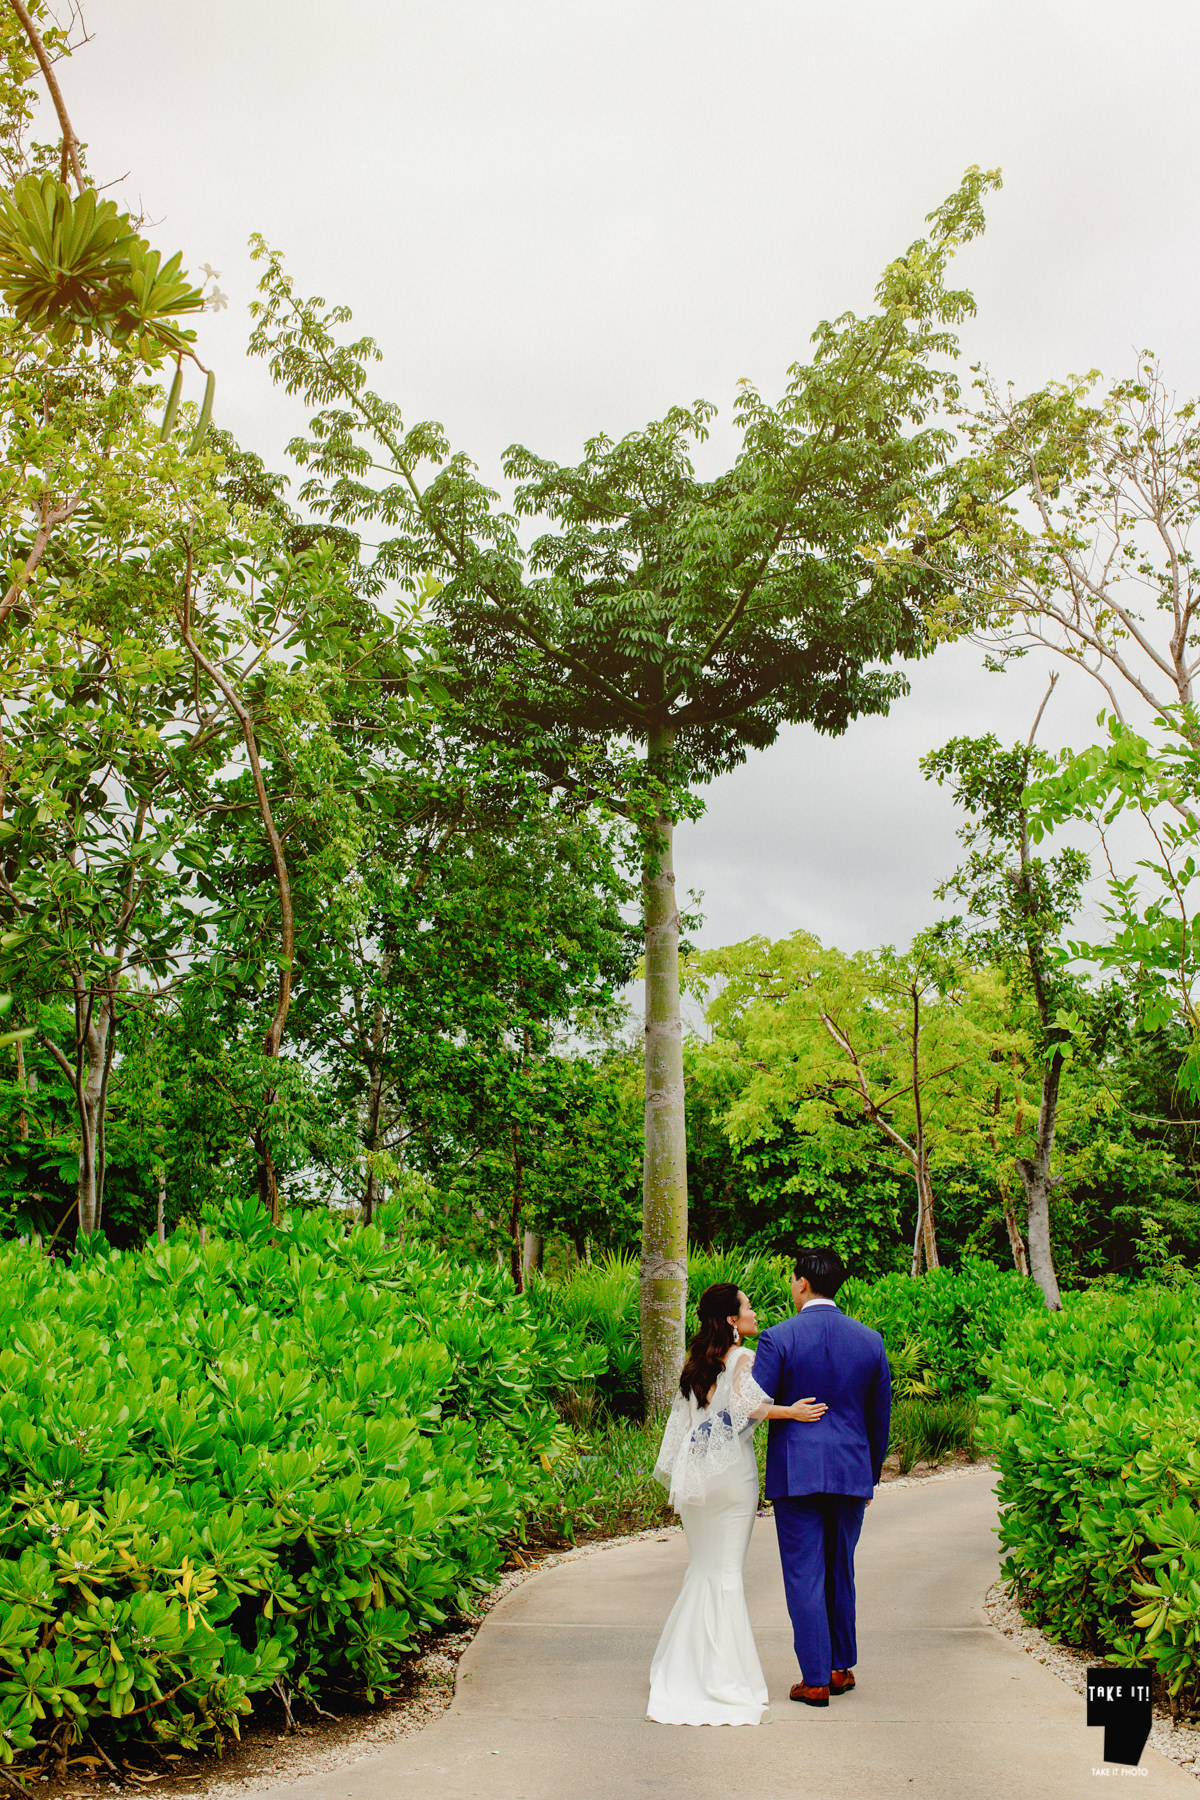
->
[204, 287, 229, 313]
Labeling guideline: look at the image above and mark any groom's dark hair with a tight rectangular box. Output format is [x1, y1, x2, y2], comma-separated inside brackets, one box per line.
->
[793, 1247, 845, 1297]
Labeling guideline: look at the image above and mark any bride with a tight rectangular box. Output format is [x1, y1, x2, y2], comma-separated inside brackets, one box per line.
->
[647, 1281, 826, 1727]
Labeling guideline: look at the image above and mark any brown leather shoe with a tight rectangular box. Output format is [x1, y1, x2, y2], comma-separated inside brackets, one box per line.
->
[830, 1668, 856, 1695]
[789, 1683, 830, 1707]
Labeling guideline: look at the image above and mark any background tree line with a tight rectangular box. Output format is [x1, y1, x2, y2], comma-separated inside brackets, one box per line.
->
[5, 4, 1200, 1407]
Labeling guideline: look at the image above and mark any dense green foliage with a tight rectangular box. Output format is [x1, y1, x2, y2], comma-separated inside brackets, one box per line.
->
[840, 1258, 1044, 1397]
[536, 1251, 1039, 1410]
[981, 1280, 1200, 1708]
[0, 1208, 597, 1765]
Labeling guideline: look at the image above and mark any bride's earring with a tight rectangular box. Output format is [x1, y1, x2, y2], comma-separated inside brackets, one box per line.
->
[731, 1327, 740, 1345]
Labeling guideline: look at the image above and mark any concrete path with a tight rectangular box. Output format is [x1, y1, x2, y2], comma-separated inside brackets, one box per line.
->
[259, 1468, 1195, 1800]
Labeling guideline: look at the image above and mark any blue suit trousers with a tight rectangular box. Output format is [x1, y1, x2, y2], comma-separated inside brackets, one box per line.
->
[773, 1493, 866, 1686]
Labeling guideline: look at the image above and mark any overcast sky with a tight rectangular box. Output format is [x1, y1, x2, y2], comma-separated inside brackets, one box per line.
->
[56, 0, 1200, 952]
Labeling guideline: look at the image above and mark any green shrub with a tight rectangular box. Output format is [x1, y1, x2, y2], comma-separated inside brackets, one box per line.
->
[684, 1248, 793, 1329]
[842, 1257, 1044, 1396]
[0, 1200, 600, 1767]
[980, 1280, 1200, 1708]
[531, 1253, 641, 1416]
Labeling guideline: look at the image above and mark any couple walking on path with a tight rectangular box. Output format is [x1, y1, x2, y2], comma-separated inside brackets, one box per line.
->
[648, 1246, 892, 1726]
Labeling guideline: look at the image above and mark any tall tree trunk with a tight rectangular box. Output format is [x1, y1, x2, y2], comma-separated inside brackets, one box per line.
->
[907, 1158, 940, 1276]
[155, 1077, 167, 1243]
[990, 1083, 1030, 1276]
[67, 986, 113, 1237]
[640, 724, 688, 1417]
[908, 983, 939, 1275]
[919, 1161, 939, 1272]
[909, 1180, 924, 1278]
[361, 1054, 386, 1225]
[1016, 1048, 1064, 1309]
[1014, 686, 1064, 1309]
[48, 810, 140, 1237]
[253, 1125, 278, 1222]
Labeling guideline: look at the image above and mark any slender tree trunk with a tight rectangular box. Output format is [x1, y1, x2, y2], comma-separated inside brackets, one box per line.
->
[919, 1160, 939, 1272]
[178, 558, 294, 1222]
[252, 1126, 279, 1223]
[362, 1150, 383, 1225]
[1014, 694, 1064, 1309]
[361, 952, 391, 1224]
[522, 1230, 543, 1281]
[908, 984, 939, 1274]
[154, 1077, 167, 1243]
[640, 724, 688, 1417]
[999, 1179, 1029, 1276]
[909, 1181, 924, 1279]
[361, 1053, 386, 1225]
[1016, 1048, 1064, 1309]
[508, 1123, 525, 1293]
[14, 1037, 27, 1141]
[907, 1159, 939, 1276]
[73, 990, 112, 1237]
[989, 1084, 1030, 1276]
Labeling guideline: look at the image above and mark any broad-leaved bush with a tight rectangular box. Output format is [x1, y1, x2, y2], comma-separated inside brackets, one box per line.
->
[0, 1200, 599, 1766]
[982, 1281, 1200, 1708]
[841, 1258, 1043, 1396]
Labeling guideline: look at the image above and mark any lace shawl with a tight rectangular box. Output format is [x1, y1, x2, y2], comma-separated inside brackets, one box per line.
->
[652, 1348, 772, 1510]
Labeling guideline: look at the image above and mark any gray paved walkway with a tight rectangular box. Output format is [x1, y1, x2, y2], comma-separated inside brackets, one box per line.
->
[258, 1467, 1196, 1800]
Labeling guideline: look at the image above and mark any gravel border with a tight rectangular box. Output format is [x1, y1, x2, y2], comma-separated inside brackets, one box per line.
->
[985, 1580, 1200, 1781]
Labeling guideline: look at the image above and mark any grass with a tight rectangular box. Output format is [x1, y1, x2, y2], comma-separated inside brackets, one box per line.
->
[525, 1418, 674, 1548]
[888, 1395, 979, 1473]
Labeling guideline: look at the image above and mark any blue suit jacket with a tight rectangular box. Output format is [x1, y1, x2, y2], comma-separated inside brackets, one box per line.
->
[752, 1304, 891, 1501]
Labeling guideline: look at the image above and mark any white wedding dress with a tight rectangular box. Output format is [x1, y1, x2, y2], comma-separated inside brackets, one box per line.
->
[647, 1346, 772, 1726]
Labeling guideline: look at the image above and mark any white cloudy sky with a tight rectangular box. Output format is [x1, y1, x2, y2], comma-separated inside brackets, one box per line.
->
[56, 0, 1200, 951]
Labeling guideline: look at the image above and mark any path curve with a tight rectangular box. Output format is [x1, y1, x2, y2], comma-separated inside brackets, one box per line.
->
[253, 1468, 1194, 1800]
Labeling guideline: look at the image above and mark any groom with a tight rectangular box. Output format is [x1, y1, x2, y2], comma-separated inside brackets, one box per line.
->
[751, 1246, 891, 1706]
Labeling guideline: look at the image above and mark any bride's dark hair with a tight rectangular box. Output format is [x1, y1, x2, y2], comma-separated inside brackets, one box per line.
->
[679, 1282, 742, 1402]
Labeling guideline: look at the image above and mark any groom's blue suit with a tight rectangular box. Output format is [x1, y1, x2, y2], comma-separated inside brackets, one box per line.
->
[752, 1302, 891, 1688]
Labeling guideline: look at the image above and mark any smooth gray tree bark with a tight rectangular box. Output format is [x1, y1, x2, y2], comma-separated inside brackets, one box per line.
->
[640, 726, 688, 1416]
[1016, 1049, 1064, 1309]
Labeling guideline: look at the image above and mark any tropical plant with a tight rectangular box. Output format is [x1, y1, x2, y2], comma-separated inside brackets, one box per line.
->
[981, 1280, 1200, 1711]
[0, 1203, 602, 1768]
